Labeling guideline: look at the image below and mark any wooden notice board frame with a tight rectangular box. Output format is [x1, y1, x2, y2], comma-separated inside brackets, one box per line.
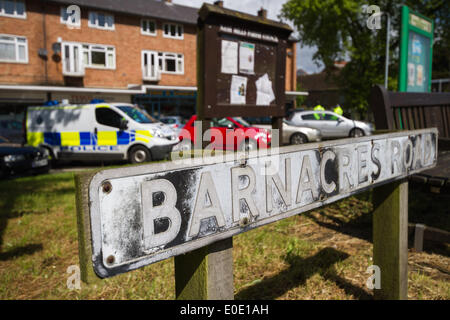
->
[197, 4, 293, 119]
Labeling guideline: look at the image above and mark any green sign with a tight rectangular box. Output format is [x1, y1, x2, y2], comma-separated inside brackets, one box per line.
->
[399, 6, 434, 92]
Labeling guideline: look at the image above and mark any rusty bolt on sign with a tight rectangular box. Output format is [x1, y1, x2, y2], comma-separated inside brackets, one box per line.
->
[240, 217, 250, 228]
[102, 181, 112, 194]
[106, 255, 115, 265]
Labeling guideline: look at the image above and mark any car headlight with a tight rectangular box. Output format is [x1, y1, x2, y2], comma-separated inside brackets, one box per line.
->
[255, 132, 269, 142]
[39, 148, 50, 158]
[4, 154, 26, 163]
[149, 129, 165, 138]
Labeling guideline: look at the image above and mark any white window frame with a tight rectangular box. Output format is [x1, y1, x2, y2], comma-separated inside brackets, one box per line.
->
[163, 23, 183, 40]
[158, 52, 184, 75]
[141, 19, 157, 36]
[0, 34, 28, 63]
[142, 50, 161, 81]
[60, 6, 81, 28]
[88, 11, 115, 30]
[0, 0, 26, 19]
[61, 42, 84, 76]
[82, 43, 116, 70]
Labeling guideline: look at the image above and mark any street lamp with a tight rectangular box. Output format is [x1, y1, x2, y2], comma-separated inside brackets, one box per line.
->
[384, 12, 391, 89]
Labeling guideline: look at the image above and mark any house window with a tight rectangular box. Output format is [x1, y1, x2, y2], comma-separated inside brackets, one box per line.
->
[88, 11, 114, 30]
[60, 6, 81, 27]
[163, 23, 183, 39]
[0, 0, 26, 18]
[158, 52, 184, 74]
[82, 44, 115, 69]
[142, 51, 160, 80]
[141, 19, 156, 36]
[0, 34, 27, 63]
[62, 42, 84, 76]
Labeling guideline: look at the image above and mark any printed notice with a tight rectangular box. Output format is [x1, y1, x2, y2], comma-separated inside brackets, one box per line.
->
[408, 63, 415, 86]
[230, 75, 247, 105]
[239, 42, 255, 74]
[221, 40, 238, 74]
[256, 73, 275, 106]
[416, 64, 424, 86]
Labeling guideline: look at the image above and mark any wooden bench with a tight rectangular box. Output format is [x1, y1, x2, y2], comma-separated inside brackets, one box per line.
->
[370, 84, 450, 193]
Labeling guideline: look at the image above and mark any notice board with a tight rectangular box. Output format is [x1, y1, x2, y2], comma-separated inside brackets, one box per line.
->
[197, 4, 293, 119]
[399, 5, 434, 92]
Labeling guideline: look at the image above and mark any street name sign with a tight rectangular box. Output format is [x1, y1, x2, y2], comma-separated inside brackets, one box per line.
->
[77, 129, 437, 278]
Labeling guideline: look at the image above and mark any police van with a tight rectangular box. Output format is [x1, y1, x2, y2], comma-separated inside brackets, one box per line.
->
[25, 101, 179, 164]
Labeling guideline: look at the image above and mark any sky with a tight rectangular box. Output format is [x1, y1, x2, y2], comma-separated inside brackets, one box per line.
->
[171, 0, 324, 74]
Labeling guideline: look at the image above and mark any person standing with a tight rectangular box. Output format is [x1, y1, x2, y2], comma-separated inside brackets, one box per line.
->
[333, 104, 343, 116]
[313, 104, 325, 120]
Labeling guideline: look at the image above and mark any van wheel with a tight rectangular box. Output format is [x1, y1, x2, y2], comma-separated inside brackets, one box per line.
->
[129, 146, 151, 164]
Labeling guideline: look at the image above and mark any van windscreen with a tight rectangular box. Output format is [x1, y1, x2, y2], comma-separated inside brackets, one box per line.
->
[117, 106, 155, 124]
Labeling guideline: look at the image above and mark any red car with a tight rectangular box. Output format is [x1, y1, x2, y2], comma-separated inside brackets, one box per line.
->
[178, 116, 271, 151]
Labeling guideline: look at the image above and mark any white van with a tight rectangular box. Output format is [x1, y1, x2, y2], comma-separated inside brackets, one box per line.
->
[26, 102, 179, 163]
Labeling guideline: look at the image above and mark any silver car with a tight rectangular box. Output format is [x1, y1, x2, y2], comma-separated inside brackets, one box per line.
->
[159, 116, 185, 135]
[242, 118, 322, 145]
[288, 111, 373, 138]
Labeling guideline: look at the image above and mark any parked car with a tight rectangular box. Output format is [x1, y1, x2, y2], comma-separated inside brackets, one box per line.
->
[26, 102, 178, 164]
[0, 136, 50, 178]
[287, 110, 373, 138]
[178, 116, 271, 152]
[0, 119, 23, 143]
[243, 117, 322, 145]
[159, 116, 185, 135]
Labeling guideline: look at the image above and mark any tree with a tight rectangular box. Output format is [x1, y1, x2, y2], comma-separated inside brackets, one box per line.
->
[296, 83, 307, 107]
[281, 0, 450, 115]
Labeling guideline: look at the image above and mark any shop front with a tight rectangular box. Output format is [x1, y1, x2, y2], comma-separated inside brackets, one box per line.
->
[133, 89, 197, 120]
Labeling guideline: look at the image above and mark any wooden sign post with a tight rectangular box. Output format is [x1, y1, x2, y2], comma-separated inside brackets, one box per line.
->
[373, 180, 409, 299]
[176, 4, 293, 299]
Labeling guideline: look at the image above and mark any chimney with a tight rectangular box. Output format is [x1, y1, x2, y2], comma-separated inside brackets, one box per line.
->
[257, 7, 267, 19]
[214, 1, 224, 7]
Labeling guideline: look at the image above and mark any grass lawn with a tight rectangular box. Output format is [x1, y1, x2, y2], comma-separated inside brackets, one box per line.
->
[0, 171, 448, 299]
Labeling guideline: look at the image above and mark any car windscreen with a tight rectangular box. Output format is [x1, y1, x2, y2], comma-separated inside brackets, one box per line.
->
[243, 117, 271, 125]
[117, 106, 156, 124]
[233, 117, 251, 127]
[161, 118, 176, 124]
[212, 118, 236, 128]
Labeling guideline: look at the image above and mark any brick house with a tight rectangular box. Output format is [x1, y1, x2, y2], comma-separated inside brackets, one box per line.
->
[0, 0, 300, 122]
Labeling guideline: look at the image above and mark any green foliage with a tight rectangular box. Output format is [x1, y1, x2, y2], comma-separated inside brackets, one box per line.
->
[296, 82, 307, 107]
[281, 0, 450, 114]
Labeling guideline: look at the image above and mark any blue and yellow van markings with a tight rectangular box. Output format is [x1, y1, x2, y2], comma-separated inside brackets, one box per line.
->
[28, 130, 148, 148]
